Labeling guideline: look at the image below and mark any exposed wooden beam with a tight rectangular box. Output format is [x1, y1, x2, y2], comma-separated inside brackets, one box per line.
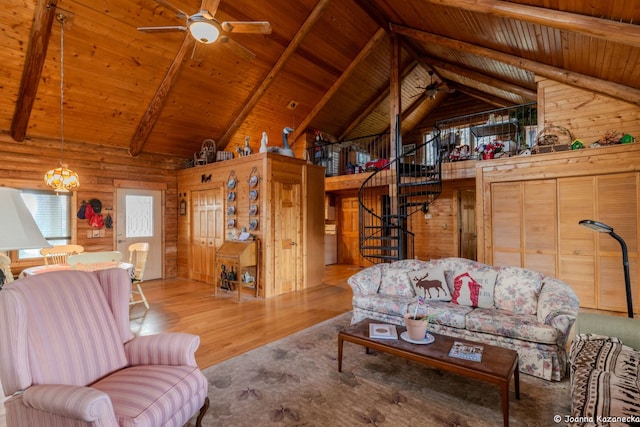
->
[426, 57, 536, 101]
[421, 0, 640, 48]
[217, 0, 332, 149]
[293, 28, 387, 148]
[339, 60, 418, 140]
[391, 23, 640, 107]
[352, 0, 392, 30]
[11, 0, 59, 142]
[129, 35, 194, 157]
[448, 83, 513, 109]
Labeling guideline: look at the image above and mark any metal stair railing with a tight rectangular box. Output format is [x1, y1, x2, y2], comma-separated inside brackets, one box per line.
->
[358, 130, 442, 263]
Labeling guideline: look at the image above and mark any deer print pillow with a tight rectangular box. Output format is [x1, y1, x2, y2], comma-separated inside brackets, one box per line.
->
[407, 266, 451, 301]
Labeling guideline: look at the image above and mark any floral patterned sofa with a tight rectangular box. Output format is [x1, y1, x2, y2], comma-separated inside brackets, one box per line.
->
[347, 257, 579, 381]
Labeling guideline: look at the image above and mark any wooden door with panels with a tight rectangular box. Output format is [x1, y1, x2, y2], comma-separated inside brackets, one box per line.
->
[190, 188, 224, 284]
[274, 181, 302, 295]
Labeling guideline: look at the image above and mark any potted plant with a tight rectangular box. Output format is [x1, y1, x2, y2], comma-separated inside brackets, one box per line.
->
[403, 296, 440, 341]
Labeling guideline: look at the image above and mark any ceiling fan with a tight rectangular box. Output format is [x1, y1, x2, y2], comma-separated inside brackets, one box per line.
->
[137, 0, 272, 60]
[417, 71, 455, 99]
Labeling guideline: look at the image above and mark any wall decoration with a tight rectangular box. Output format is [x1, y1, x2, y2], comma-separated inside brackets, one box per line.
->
[249, 204, 258, 216]
[249, 190, 258, 201]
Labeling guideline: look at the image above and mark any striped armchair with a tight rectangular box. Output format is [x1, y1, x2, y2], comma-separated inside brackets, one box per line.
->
[0, 268, 209, 426]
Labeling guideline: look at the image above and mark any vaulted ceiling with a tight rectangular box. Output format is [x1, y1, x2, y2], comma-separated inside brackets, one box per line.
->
[3, 0, 640, 161]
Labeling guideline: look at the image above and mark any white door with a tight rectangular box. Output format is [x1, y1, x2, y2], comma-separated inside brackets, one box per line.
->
[116, 188, 163, 280]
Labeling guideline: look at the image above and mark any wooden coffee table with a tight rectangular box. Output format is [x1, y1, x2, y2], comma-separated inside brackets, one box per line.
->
[338, 319, 519, 427]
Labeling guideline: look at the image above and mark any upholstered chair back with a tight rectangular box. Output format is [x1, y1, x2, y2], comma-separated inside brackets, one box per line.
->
[0, 269, 134, 394]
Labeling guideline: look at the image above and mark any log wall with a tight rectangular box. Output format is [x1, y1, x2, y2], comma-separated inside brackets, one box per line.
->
[0, 133, 183, 277]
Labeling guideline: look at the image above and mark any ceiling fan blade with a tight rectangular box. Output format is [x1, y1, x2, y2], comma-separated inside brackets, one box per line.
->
[138, 25, 187, 33]
[219, 36, 256, 60]
[151, 0, 189, 20]
[221, 21, 272, 34]
[190, 42, 208, 63]
[200, 0, 220, 16]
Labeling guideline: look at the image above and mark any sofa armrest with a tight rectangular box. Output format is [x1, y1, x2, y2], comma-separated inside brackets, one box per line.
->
[575, 312, 640, 350]
[125, 333, 200, 367]
[22, 384, 116, 424]
[537, 278, 579, 348]
[347, 264, 385, 296]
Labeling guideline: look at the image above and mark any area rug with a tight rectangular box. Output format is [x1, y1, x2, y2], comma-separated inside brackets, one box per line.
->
[188, 312, 571, 426]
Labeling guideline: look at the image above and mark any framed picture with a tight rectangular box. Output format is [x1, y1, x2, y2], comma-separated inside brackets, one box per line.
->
[402, 144, 416, 156]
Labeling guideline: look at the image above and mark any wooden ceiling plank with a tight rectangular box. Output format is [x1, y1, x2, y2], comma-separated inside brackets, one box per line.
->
[217, 0, 332, 150]
[391, 23, 640, 107]
[129, 34, 195, 157]
[427, 57, 536, 100]
[10, 0, 59, 142]
[421, 0, 640, 48]
[448, 83, 513, 109]
[293, 27, 386, 147]
[340, 59, 418, 140]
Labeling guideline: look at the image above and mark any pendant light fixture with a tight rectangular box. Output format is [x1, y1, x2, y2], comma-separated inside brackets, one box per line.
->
[44, 14, 79, 193]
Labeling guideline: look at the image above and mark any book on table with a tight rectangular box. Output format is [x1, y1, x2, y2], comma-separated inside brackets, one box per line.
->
[449, 341, 484, 362]
[369, 323, 398, 339]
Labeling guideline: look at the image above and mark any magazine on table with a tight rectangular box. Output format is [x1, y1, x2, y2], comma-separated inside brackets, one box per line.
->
[369, 323, 398, 339]
[449, 341, 484, 362]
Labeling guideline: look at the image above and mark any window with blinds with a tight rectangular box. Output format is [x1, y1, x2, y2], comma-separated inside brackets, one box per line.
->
[19, 190, 72, 259]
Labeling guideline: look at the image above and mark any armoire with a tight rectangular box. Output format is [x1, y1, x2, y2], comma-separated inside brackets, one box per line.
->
[177, 152, 325, 298]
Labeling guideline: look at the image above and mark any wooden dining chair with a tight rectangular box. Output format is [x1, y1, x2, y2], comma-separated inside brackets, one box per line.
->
[40, 244, 85, 265]
[67, 251, 123, 272]
[0, 253, 14, 288]
[128, 242, 150, 309]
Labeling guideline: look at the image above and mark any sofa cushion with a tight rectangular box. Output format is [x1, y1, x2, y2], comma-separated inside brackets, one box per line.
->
[407, 266, 451, 301]
[406, 300, 473, 329]
[495, 266, 544, 315]
[446, 268, 497, 308]
[465, 308, 559, 344]
[379, 266, 414, 297]
[569, 335, 640, 425]
[353, 294, 413, 317]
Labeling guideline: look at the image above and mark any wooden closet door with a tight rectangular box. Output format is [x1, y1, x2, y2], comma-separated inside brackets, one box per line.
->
[490, 180, 556, 276]
[190, 189, 223, 284]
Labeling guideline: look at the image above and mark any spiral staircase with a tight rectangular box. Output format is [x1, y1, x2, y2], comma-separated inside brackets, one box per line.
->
[358, 129, 442, 262]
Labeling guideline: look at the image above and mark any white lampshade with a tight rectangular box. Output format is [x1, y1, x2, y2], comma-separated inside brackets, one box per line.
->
[0, 188, 51, 250]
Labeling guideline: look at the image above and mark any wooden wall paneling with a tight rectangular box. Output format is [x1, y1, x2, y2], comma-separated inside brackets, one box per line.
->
[0, 135, 181, 275]
[538, 78, 640, 144]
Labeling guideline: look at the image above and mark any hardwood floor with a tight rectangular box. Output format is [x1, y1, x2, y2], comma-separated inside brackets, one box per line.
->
[129, 264, 360, 369]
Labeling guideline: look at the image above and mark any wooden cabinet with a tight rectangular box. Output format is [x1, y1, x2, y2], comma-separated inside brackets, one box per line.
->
[477, 144, 640, 314]
[178, 153, 325, 298]
[214, 240, 258, 301]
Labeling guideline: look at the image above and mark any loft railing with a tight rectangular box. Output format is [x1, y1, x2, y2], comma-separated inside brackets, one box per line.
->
[306, 133, 390, 177]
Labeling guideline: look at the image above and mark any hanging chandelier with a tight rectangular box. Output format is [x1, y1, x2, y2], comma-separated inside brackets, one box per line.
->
[45, 14, 79, 193]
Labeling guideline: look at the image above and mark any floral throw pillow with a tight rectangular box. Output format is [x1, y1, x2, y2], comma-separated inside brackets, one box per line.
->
[446, 269, 498, 308]
[407, 266, 451, 301]
[494, 266, 544, 315]
[378, 267, 415, 297]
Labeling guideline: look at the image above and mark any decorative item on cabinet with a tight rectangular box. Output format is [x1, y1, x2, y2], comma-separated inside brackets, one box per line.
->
[194, 139, 216, 166]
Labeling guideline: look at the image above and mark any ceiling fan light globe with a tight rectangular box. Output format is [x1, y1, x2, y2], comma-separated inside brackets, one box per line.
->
[188, 17, 220, 44]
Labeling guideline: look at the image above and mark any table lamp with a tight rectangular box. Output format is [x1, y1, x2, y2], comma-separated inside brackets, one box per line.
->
[0, 188, 51, 287]
[579, 219, 633, 318]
